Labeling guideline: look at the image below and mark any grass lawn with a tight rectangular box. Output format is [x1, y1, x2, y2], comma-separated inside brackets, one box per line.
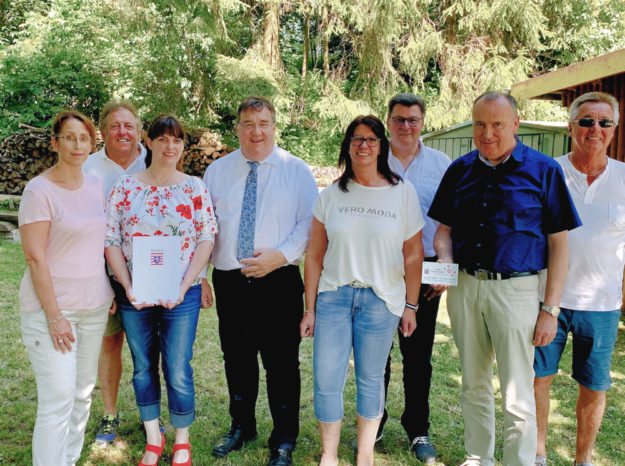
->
[0, 239, 623, 465]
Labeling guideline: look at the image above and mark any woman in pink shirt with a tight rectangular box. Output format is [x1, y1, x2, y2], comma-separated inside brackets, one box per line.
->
[19, 110, 114, 465]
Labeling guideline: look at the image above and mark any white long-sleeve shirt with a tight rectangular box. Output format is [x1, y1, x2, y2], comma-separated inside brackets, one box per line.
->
[203, 146, 318, 271]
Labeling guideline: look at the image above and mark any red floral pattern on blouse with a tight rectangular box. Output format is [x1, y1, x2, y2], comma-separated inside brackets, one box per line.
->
[105, 175, 217, 282]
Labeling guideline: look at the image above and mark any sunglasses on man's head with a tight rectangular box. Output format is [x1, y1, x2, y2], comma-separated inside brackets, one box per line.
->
[574, 118, 616, 128]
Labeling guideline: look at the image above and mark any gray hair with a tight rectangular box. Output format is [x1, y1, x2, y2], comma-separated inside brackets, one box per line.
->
[473, 91, 518, 117]
[237, 96, 276, 124]
[99, 99, 142, 134]
[569, 92, 619, 125]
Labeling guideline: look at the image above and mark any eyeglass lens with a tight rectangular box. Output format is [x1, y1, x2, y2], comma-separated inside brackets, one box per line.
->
[391, 117, 421, 127]
[351, 137, 379, 147]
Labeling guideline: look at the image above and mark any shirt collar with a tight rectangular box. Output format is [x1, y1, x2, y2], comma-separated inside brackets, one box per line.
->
[238, 145, 278, 168]
[389, 140, 424, 168]
[101, 143, 147, 164]
[477, 138, 523, 167]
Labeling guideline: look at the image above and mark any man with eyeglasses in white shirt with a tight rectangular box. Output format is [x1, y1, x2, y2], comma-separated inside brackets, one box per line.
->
[83, 99, 147, 445]
[203, 96, 318, 466]
[373, 93, 450, 464]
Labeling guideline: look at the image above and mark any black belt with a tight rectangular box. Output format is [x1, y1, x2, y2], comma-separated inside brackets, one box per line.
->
[461, 268, 539, 281]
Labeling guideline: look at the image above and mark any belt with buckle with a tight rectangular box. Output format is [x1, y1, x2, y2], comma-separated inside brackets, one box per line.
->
[348, 280, 370, 288]
[461, 268, 539, 281]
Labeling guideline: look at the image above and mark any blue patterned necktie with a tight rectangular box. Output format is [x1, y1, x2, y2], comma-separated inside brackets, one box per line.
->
[237, 161, 259, 261]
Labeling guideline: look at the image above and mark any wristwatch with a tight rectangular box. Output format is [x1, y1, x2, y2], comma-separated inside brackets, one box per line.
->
[540, 303, 560, 318]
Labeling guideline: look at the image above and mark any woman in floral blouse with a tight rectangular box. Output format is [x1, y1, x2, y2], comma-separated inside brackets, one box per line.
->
[105, 115, 217, 466]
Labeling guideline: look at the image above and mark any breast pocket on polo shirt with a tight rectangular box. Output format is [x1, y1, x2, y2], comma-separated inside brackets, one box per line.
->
[608, 203, 625, 230]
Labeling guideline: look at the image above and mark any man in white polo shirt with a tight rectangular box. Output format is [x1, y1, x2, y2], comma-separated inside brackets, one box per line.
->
[534, 92, 625, 466]
[82, 99, 146, 445]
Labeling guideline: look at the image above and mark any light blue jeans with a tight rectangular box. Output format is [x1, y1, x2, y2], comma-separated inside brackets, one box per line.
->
[313, 285, 400, 422]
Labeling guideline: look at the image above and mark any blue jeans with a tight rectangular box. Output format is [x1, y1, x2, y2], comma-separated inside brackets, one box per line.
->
[119, 285, 201, 428]
[534, 308, 621, 391]
[313, 286, 400, 422]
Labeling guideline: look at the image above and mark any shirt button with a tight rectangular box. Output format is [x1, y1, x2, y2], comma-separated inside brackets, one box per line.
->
[487, 184, 492, 189]
[482, 202, 487, 207]
[479, 223, 484, 227]
[477, 243, 481, 247]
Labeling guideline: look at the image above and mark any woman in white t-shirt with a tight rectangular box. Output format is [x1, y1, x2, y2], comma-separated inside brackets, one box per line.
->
[300, 115, 424, 465]
[19, 110, 114, 466]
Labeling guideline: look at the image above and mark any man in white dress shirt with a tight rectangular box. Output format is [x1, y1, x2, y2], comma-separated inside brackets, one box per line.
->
[375, 93, 450, 464]
[82, 100, 146, 445]
[203, 97, 318, 466]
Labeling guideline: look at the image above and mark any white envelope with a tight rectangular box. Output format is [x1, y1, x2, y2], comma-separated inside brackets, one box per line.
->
[422, 262, 458, 286]
[132, 236, 182, 304]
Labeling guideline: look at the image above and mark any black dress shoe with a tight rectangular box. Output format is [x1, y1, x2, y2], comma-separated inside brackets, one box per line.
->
[212, 426, 257, 458]
[268, 448, 293, 466]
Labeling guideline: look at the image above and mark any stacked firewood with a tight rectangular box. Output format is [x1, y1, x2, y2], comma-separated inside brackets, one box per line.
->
[0, 125, 233, 195]
[182, 129, 233, 177]
[0, 125, 54, 194]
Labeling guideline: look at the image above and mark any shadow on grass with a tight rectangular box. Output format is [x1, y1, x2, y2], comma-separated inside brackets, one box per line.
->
[1, 241, 623, 465]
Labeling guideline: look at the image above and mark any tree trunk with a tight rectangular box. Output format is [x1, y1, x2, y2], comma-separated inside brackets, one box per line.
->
[302, 13, 310, 79]
[211, 0, 230, 52]
[262, 1, 283, 73]
[322, 5, 330, 78]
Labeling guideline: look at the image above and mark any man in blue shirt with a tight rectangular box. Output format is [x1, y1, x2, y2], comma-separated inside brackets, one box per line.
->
[428, 92, 581, 466]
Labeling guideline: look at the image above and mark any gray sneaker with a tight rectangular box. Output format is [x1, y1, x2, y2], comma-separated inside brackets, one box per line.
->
[535, 455, 547, 466]
[411, 436, 437, 464]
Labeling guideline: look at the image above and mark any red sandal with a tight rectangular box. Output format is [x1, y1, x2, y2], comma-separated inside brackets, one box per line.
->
[138, 432, 165, 466]
[172, 442, 191, 466]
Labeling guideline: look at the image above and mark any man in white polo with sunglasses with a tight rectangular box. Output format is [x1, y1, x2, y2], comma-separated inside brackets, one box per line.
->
[534, 92, 624, 466]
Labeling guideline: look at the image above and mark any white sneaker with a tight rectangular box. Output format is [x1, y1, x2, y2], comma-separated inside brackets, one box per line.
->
[535, 455, 547, 466]
[460, 454, 481, 466]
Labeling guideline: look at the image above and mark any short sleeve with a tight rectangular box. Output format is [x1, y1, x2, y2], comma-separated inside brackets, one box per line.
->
[18, 185, 52, 227]
[543, 164, 582, 234]
[313, 185, 331, 224]
[427, 163, 459, 227]
[403, 182, 425, 240]
[190, 178, 218, 244]
[104, 178, 127, 248]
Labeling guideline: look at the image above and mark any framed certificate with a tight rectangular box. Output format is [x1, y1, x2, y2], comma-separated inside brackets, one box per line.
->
[132, 236, 181, 304]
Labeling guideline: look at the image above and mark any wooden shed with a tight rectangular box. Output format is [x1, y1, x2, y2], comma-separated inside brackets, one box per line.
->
[511, 48, 625, 161]
[422, 120, 569, 161]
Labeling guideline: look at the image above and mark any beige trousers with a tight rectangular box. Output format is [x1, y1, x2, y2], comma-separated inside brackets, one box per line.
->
[447, 271, 540, 466]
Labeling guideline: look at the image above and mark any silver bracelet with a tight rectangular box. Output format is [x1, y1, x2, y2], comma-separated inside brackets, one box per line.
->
[304, 310, 315, 314]
[47, 315, 63, 324]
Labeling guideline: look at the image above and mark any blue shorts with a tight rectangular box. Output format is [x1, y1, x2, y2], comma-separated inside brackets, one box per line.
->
[534, 308, 621, 391]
